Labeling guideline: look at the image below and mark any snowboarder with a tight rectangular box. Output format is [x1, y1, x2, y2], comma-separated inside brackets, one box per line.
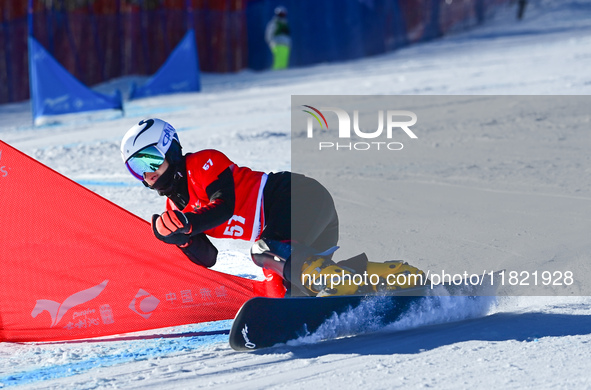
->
[121, 119, 423, 297]
[265, 6, 291, 70]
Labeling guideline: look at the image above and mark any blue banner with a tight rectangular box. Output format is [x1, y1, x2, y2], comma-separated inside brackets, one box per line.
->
[129, 29, 201, 100]
[246, 0, 412, 70]
[246, 0, 501, 71]
[27, 36, 122, 125]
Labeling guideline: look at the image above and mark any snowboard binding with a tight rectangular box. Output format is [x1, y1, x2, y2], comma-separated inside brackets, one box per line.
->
[300, 256, 360, 297]
[251, 238, 428, 297]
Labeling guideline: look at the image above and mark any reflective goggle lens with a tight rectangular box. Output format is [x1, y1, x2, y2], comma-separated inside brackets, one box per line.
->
[125, 145, 165, 181]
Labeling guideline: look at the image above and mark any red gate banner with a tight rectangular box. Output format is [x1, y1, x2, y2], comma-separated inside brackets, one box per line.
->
[0, 141, 283, 342]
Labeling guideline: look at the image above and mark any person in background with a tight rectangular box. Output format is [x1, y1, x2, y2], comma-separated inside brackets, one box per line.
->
[517, 0, 528, 20]
[265, 6, 291, 70]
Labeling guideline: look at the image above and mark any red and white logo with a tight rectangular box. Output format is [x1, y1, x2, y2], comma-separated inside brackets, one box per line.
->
[31, 280, 109, 327]
[0, 149, 8, 178]
[129, 289, 160, 319]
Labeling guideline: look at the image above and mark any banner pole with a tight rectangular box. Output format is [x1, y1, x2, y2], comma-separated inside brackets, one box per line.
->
[186, 0, 194, 31]
[27, 0, 34, 37]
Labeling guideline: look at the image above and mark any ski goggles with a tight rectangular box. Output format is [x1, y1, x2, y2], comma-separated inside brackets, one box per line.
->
[125, 145, 166, 181]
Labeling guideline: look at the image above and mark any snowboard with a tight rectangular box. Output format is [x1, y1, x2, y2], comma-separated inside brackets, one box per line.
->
[229, 271, 501, 351]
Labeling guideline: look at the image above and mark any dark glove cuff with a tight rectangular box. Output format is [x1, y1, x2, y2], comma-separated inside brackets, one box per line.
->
[152, 214, 191, 246]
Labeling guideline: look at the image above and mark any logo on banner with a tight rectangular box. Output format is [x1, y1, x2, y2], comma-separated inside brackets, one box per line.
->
[0, 150, 8, 178]
[31, 280, 109, 327]
[43, 94, 69, 108]
[129, 289, 160, 319]
[302, 105, 418, 151]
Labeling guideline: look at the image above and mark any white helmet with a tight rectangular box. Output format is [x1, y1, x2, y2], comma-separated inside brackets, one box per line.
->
[121, 118, 182, 181]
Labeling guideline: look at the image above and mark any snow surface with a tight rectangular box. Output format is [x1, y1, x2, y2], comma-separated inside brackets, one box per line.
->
[2, 0, 591, 388]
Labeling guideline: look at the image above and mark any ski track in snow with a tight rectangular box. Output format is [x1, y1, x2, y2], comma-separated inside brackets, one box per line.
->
[2, 0, 591, 388]
[0, 323, 230, 388]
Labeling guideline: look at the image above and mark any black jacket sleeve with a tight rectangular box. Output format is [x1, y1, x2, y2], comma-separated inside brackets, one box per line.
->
[179, 233, 218, 268]
[184, 167, 235, 235]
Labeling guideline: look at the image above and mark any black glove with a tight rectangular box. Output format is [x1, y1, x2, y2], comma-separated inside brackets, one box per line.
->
[178, 234, 218, 268]
[152, 210, 192, 246]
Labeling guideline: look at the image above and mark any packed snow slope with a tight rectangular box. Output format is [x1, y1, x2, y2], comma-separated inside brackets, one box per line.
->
[1, 0, 591, 388]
